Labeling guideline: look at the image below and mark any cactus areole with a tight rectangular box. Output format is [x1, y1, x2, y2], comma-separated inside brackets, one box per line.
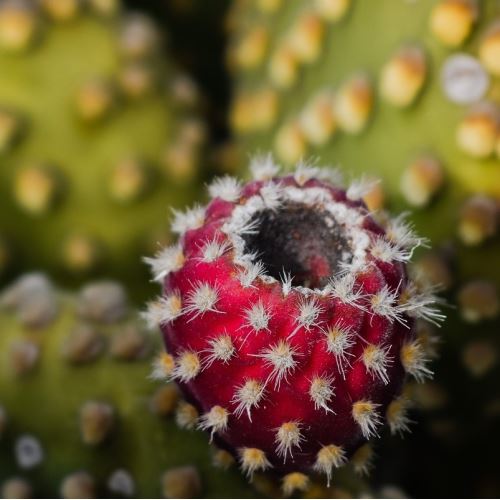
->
[146, 158, 443, 482]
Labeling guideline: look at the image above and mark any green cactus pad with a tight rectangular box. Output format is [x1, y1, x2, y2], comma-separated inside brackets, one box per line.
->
[0, 0, 206, 299]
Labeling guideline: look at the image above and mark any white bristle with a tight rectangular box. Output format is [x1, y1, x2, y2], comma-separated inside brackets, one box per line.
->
[371, 237, 412, 263]
[386, 213, 429, 250]
[198, 237, 230, 263]
[184, 282, 221, 321]
[172, 350, 201, 382]
[275, 421, 303, 462]
[361, 344, 393, 385]
[314, 445, 347, 486]
[142, 293, 182, 329]
[346, 177, 379, 201]
[328, 273, 366, 308]
[323, 321, 355, 379]
[243, 300, 272, 333]
[202, 334, 235, 368]
[208, 176, 242, 202]
[399, 283, 446, 326]
[238, 261, 266, 288]
[259, 182, 283, 210]
[309, 374, 336, 413]
[280, 271, 294, 296]
[171, 204, 205, 234]
[238, 448, 271, 478]
[293, 296, 323, 334]
[232, 379, 266, 421]
[143, 243, 184, 282]
[352, 401, 382, 439]
[401, 339, 434, 382]
[370, 284, 407, 325]
[249, 154, 280, 181]
[294, 161, 320, 186]
[258, 340, 300, 389]
[198, 406, 229, 441]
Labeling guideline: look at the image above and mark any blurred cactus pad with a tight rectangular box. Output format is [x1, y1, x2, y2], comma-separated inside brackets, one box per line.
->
[0, 274, 258, 498]
[228, 0, 500, 496]
[0, 0, 206, 298]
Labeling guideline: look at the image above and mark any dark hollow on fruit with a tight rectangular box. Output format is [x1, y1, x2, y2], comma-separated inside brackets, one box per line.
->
[243, 202, 353, 288]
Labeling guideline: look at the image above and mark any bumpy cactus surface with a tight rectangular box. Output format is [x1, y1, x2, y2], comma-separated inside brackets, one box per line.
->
[144, 161, 443, 494]
[227, 0, 500, 496]
[0, 0, 206, 297]
[0, 274, 261, 498]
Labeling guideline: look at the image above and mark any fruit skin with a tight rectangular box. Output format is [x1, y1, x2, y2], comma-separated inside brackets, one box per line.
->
[0, 273, 258, 498]
[146, 161, 441, 486]
[0, 0, 206, 300]
[227, 1, 500, 496]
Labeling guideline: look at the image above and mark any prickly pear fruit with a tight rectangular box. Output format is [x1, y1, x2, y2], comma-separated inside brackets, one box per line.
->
[145, 160, 443, 493]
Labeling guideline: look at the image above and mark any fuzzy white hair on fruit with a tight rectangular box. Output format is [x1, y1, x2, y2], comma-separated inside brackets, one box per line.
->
[202, 334, 235, 368]
[172, 350, 201, 382]
[258, 340, 300, 389]
[323, 320, 356, 379]
[401, 339, 434, 382]
[399, 283, 446, 326]
[184, 282, 221, 321]
[280, 270, 294, 296]
[198, 237, 230, 263]
[346, 177, 379, 201]
[198, 406, 229, 441]
[238, 448, 271, 478]
[386, 397, 413, 436]
[309, 374, 336, 413]
[249, 154, 280, 181]
[352, 401, 382, 439]
[275, 421, 304, 462]
[142, 293, 182, 328]
[171, 204, 205, 234]
[370, 284, 407, 325]
[232, 379, 266, 421]
[150, 352, 175, 381]
[371, 237, 412, 263]
[314, 445, 347, 486]
[294, 161, 320, 186]
[361, 343, 393, 385]
[386, 213, 429, 251]
[208, 175, 242, 202]
[238, 261, 266, 288]
[291, 296, 323, 336]
[328, 273, 366, 309]
[143, 243, 184, 282]
[243, 300, 272, 333]
[259, 181, 283, 210]
[316, 165, 345, 186]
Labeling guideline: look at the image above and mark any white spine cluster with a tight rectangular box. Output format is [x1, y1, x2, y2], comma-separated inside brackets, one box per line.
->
[184, 282, 221, 321]
[323, 321, 355, 379]
[208, 175, 242, 202]
[259, 340, 300, 389]
[243, 300, 272, 333]
[171, 204, 205, 234]
[143, 293, 182, 328]
[202, 334, 235, 368]
[143, 243, 184, 282]
[275, 421, 304, 462]
[309, 375, 336, 413]
[198, 237, 230, 263]
[249, 154, 280, 181]
[352, 401, 382, 439]
[232, 379, 266, 421]
[361, 344, 393, 385]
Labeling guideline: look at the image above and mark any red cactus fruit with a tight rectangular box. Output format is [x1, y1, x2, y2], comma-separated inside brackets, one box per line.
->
[145, 156, 444, 485]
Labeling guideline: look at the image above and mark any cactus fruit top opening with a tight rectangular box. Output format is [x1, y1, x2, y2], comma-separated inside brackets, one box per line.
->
[242, 203, 353, 288]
